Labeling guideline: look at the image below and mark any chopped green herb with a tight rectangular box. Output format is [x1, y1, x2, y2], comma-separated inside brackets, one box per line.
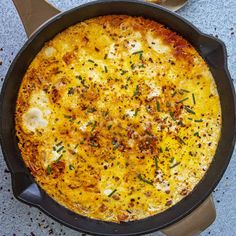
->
[176, 136, 186, 145]
[88, 59, 95, 63]
[113, 141, 120, 150]
[87, 108, 97, 113]
[53, 146, 56, 151]
[172, 91, 177, 97]
[184, 106, 196, 114]
[104, 54, 108, 59]
[194, 132, 200, 137]
[46, 165, 52, 175]
[91, 121, 97, 131]
[103, 111, 109, 117]
[165, 147, 170, 151]
[170, 157, 175, 163]
[154, 156, 158, 170]
[159, 147, 163, 153]
[104, 66, 108, 73]
[57, 146, 64, 153]
[180, 89, 190, 93]
[56, 154, 63, 162]
[188, 118, 193, 121]
[76, 75, 83, 80]
[108, 189, 117, 197]
[69, 164, 75, 170]
[170, 111, 176, 121]
[192, 93, 196, 105]
[87, 121, 93, 126]
[177, 97, 189, 104]
[156, 101, 160, 112]
[134, 108, 139, 116]
[132, 50, 143, 55]
[108, 124, 112, 130]
[131, 64, 135, 70]
[64, 115, 72, 119]
[74, 144, 79, 149]
[90, 142, 99, 147]
[138, 174, 153, 185]
[121, 70, 128, 75]
[68, 87, 75, 95]
[194, 119, 203, 122]
[56, 141, 63, 146]
[170, 162, 181, 169]
[133, 85, 140, 97]
[139, 53, 143, 60]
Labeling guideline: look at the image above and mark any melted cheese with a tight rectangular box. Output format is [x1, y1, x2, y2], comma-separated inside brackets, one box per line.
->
[15, 15, 221, 223]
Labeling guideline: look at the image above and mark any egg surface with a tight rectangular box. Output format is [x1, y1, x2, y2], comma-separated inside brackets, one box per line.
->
[15, 15, 221, 222]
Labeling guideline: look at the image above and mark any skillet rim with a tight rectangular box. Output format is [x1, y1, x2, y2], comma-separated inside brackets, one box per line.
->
[0, 0, 235, 235]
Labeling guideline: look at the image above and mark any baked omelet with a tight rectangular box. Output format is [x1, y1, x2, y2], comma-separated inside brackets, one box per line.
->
[15, 15, 221, 222]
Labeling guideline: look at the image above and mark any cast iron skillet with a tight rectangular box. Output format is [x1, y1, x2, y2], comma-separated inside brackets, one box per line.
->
[0, 0, 235, 235]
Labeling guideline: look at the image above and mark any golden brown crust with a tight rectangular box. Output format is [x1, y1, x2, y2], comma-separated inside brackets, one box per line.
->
[15, 15, 221, 222]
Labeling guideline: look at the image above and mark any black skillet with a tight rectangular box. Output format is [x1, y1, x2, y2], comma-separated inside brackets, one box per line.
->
[0, 0, 235, 235]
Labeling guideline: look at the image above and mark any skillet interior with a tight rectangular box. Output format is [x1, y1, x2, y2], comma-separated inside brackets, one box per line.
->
[0, 1, 235, 235]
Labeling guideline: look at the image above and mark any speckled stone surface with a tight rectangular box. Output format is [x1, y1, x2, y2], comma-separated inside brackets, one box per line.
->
[0, 0, 235, 235]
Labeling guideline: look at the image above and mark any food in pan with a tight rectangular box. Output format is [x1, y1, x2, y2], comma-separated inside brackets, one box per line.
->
[15, 15, 221, 222]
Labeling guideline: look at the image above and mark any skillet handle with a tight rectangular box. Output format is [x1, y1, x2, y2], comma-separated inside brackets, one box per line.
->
[12, 0, 60, 38]
[161, 196, 216, 236]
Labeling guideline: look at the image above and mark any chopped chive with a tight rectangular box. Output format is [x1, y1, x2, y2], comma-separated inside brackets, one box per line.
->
[103, 111, 109, 117]
[77, 121, 81, 124]
[76, 75, 83, 80]
[108, 189, 117, 197]
[91, 121, 97, 131]
[184, 106, 196, 114]
[74, 144, 79, 149]
[156, 101, 160, 112]
[170, 111, 176, 121]
[172, 91, 177, 97]
[138, 174, 153, 185]
[88, 59, 95, 63]
[126, 209, 132, 214]
[170, 162, 181, 169]
[53, 146, 56, 151]
[154, 156, 158, 170]
[133, 85, 140, 97]
[159, 147, 163, 153]
[56, 154, 63, 162]
[194, 132, 200, 137]
[139, 53, 143, 60]
[104, 66, 108, 73]
[180, 89, 190, 93]
[69, 164, 75, 170]
[87, 121, 93, 126]
[56, 141, 63, 146]
[188, 118, 193, 120]
[104, 54, 108, 59]
[113, 141, 120, 150]
[170, 157, 175, 163]
[132, 50, 143, 55]
[68, 87, 75, 95]
[177, 97, 189, 104]
[90, 142, 99, 147]
[194, 119, 203, 123]
[64, 115, 72, 119]
[134, 108, 139, 116]
[131, 64, 135, 70]
[176, 136, 186, 145]
[192, 93, 196, 105]
[108, 124, 112, 130]
[57, 146, 64, 153]
[87, 108, 97, 113]
[46, 165, 52, 175]
[165, 147, 169, 151]
[121, 69, 128, 75]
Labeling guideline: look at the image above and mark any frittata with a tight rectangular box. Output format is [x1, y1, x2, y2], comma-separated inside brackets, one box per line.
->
[15, 15, 221, 222]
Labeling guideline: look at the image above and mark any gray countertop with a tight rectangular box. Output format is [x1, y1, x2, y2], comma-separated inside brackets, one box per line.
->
[0, 0, 235, 235]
